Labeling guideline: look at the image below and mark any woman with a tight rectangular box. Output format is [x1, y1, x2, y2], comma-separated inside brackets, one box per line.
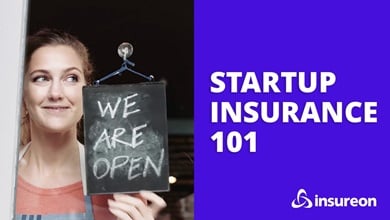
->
[16, 28, 166, 220]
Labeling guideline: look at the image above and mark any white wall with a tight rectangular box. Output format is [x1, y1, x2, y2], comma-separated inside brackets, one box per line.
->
[0, 0, 28, 219]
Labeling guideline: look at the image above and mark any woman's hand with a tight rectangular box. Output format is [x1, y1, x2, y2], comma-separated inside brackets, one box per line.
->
[108, 191, 167, 220]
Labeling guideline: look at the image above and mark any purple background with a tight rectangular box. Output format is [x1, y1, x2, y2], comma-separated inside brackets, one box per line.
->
[195, 1, 390, 219]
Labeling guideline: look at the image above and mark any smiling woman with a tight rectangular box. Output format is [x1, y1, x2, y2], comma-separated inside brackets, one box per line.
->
[23, 45, 86, 136]
[16, 29, 166, 220]
[20, 29, 93, 146]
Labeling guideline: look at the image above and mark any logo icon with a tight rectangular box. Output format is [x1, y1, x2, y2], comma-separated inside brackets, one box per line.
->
[291, 188, 313, 208]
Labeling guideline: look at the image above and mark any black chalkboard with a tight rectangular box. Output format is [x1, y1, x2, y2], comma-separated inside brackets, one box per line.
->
[82, 82, 169, 194]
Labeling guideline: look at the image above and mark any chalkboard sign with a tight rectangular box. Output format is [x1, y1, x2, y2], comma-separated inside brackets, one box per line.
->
[82, 82, 169, 194]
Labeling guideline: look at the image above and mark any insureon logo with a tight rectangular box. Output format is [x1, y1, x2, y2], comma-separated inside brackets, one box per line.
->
[291, 189, 313, 208]
[291, 188, 377, 208]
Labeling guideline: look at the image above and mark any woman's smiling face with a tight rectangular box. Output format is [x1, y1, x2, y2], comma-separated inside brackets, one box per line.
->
[24, 45, 86, 133]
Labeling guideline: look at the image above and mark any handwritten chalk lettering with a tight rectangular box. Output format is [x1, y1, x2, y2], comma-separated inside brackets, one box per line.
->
[83, 83, 169, 193]
[93, 123, 148, 151]
[97, 93, 141, 119]
[92, 148, 165, 181]
[93, 158, 110, 179]
[128, 157, 143, 181]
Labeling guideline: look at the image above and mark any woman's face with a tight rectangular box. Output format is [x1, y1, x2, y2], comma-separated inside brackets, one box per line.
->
[24, 45, 86, 134]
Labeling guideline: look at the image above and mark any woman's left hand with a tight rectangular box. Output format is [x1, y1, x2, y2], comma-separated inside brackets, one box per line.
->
[108, 191, 167, 220]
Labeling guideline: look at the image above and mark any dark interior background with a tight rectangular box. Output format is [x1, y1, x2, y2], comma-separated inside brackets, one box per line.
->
[28, 0, 193, 118]
[27, 1, 193, 219]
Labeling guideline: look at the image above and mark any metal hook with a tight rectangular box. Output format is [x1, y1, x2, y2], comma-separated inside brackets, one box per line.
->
[94, 42, 154, 85]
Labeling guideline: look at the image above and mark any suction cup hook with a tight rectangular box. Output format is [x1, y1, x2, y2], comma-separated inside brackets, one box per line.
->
[117, 42, 133, 60]
[94, 42, 154, 85]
